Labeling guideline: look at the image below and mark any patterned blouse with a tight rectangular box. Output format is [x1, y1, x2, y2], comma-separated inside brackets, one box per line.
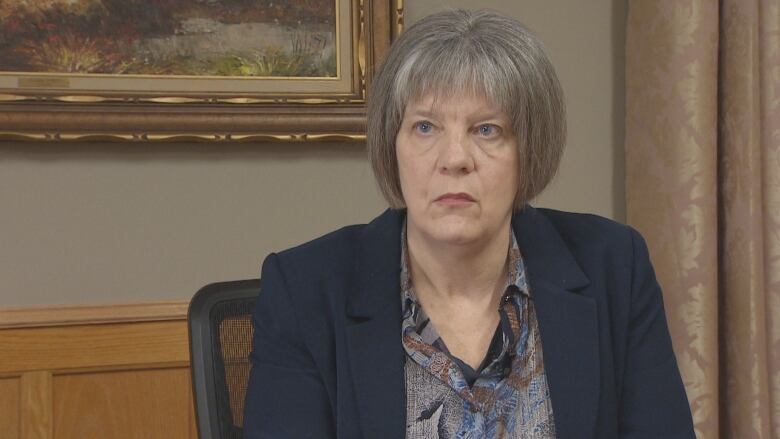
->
[401, 223, 557, 438]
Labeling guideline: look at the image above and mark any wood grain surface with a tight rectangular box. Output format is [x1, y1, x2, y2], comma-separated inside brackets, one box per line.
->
[20, 372, 51, 439]
[0, 377, 20, 439]
[0, 321, 189, 375]
[53, 367, 195, 439]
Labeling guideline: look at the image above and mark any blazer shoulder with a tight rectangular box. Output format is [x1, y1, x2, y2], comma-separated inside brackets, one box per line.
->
[255, 223, 369, 339]
[532, 208, 657, 307]
[271, 223, 366, 280]
[270, 208, 403, 277]
[534, 207, 637, 253]
[277, 223, 364, 258]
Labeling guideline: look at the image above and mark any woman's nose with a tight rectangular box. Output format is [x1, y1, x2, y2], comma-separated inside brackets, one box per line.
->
[438, 131, 475, 174]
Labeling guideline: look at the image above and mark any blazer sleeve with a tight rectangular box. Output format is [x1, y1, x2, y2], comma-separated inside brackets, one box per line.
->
[243, 253, 336, 439]
[618, 229, 696, 439]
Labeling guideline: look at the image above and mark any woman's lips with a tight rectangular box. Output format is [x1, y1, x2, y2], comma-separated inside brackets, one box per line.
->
[434, 193, 476, 206]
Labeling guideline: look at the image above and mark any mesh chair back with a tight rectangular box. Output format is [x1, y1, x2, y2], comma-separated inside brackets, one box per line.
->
[189, 279, 260, 439]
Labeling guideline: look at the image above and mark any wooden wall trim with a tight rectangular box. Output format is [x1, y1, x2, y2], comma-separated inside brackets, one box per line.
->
[0, 300, 188, 329]
[0, 320, 189, 376]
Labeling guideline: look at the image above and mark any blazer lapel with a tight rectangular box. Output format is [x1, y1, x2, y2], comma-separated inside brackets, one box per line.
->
[344, 209, 406, 439]
[513, 206, 600, 439]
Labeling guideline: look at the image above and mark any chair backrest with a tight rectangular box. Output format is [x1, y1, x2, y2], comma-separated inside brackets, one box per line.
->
[189, 279, 260, 439]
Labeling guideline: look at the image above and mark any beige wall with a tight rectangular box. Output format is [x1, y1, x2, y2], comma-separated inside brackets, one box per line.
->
[0, 0, 625, 308]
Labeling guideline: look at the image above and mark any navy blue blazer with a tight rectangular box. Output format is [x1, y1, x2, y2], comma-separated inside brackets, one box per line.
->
[244, 206, 695, 438]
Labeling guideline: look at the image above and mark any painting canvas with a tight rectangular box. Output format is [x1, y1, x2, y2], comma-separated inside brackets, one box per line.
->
[0, 0, 400, 142]
[0, 0, 337, 78]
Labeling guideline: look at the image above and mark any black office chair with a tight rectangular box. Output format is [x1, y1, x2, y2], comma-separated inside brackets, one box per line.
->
[189, 279, 261, 439]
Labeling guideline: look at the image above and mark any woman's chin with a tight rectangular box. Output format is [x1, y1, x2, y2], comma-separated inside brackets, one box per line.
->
[408, 209, 507, 247]
[423, 221, 485, 247]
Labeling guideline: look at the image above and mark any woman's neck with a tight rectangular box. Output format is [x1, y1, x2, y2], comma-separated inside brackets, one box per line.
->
[406, 219, 511, 306]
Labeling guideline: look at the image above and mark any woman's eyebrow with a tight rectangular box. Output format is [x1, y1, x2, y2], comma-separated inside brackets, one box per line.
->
[469, 112, 507, 121]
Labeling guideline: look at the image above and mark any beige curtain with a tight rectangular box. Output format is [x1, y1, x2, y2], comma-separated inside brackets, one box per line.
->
[625, 1, 780, 438]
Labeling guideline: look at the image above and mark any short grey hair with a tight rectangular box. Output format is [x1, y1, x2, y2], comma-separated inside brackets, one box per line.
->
[367, 9, 566, 209]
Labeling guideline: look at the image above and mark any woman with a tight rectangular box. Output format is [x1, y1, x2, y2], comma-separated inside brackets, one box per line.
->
[244, 9, 695, 439]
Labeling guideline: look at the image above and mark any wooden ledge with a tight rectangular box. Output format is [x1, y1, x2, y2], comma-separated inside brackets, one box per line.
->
[0, 301, 189, 329]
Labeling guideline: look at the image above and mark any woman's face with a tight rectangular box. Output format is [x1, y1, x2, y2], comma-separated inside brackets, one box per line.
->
[396, 93, 520, 247]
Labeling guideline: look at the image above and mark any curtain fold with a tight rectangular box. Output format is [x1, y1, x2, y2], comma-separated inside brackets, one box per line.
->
[626, 1, 780, 438]
[761, 3, 780, 438]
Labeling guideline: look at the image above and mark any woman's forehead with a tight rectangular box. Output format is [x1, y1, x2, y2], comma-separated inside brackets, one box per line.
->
[404, 92, 508, 119]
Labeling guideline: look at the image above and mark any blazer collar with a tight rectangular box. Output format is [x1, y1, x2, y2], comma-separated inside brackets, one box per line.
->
[346, 208, 404, 318]
[511, 205, 590, 291]
[345, 206, 600, 439]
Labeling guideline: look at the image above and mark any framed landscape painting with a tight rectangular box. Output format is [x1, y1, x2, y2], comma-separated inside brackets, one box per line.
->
[0, 0, 403, 142]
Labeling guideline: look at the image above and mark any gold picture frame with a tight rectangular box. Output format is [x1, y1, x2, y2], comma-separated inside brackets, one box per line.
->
[0, 0, 404, 142]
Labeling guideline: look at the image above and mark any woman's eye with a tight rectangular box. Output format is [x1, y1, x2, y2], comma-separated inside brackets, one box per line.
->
[476, 124, 500, 137]
[414, 121, 433, 134]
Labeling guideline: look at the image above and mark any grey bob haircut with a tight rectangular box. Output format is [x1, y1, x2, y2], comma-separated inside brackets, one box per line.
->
[367, 9, 566, 209]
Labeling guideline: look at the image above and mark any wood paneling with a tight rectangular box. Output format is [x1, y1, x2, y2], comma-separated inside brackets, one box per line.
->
[53, 368, 194, 439]
[0, 301, 188, 329]
[0, 302, 195, 439]
[0, 377, 20, 439]
[20, 372, 51, 439]
[0, 321, 188, 375]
